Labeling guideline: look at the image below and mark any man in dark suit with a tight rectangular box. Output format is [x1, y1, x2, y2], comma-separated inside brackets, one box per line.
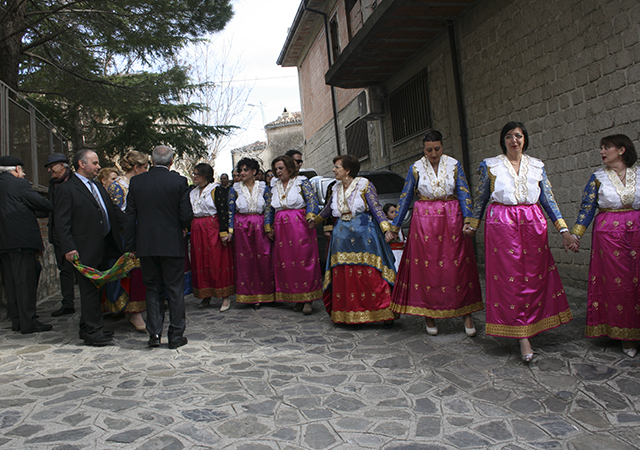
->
[124, 146, 193, 349]
[0, 156, 54, 333]
[44, 153, 76, 317]
[55, 149, 125, 346]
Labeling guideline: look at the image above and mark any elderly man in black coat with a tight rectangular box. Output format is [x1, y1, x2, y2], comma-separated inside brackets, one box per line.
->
[124, 146, 193, 349]
[44, 153, 77, 317]
[55, 149, 125, 346]
[0, 156, 54, 333]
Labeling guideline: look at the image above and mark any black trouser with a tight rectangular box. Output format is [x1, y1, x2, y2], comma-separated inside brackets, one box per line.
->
[53, 241, 75, 309]
[0, 251, 39, 331]
[140, 256, 185, 342]
[77, 232, 121, 340]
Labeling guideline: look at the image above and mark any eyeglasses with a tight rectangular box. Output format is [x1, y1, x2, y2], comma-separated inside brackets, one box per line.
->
[505, 134, 524, 141]
[192, 172, 201, 177]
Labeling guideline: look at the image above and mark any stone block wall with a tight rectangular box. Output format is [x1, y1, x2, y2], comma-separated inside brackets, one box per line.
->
[457, 0, 640, 287]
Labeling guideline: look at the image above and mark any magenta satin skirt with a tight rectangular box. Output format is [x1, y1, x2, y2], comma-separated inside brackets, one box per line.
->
[586, 210, 640, 340]
[390, 199, 483, 318]
[273, 209, 322, 302]
[234, 213, 275, 303]
[484, 203, 572, 338]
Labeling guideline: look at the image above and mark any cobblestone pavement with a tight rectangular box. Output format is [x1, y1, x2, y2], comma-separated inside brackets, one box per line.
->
[0, 286, 639, 450]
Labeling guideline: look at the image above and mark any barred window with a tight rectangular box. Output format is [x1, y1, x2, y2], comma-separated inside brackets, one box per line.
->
[345, 117, 370, 160]
[389, 70, 431, 143]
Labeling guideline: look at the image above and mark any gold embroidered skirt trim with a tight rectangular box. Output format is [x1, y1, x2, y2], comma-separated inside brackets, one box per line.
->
[599, 207, 636, 212]
[326, 251, 396, 288]
[330, 308, 395, 324]
[236, 293, 275, 304]
[419, 195, 457, 201]
[193, 285, 235, 299]
[485, 309, 573, 338]
[276, 289, 322, 303]
[390, 301, 484, 318]
[585, 324, 640, 340]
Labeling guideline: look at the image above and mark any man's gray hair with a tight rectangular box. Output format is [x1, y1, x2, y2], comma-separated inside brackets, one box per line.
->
[152, 146, 173, 166]
[0, 166, 17, 174]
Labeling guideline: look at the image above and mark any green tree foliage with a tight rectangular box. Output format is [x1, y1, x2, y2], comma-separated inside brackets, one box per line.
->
[0, 0, 234, 158]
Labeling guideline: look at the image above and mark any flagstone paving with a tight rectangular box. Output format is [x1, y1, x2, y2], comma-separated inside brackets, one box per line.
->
[0, 286, 639, 449]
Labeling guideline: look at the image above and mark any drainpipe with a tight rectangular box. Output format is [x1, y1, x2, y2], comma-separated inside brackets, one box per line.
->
[304, 1, 342, 155]
[447, 20, 470, 179]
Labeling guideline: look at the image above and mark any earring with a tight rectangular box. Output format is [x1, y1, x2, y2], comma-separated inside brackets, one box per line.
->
[619, 152, 623, 155]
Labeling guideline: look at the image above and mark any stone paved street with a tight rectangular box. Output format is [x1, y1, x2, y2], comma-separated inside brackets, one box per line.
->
[1, 286, 639, 450]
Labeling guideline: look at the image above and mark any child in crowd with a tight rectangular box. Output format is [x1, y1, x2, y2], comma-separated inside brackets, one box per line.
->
[384, 203, 404, 272]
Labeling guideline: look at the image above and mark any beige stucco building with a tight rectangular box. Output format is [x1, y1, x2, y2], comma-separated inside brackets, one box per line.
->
[231, 110, 303, 170]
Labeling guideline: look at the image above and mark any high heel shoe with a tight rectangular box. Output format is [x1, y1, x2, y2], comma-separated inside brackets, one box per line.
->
[220, 299, 230, 312]
[426, 326, 438, 336]
[465, 325, 477, 337]
[622, 342, 637, 358]
[519, 338, 534, 363]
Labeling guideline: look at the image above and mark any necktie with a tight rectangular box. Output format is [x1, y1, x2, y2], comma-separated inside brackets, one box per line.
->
[89, 181, 110, 236]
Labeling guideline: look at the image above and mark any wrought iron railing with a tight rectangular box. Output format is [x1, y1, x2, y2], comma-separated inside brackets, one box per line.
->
[0, 80, 69, 190]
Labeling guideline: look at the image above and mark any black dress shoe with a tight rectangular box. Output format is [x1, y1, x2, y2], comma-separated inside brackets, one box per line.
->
[52, 306, 75, 317]
[21, 321, 53, 334]
[79, 330, 114, 340]
[168, 337, 188, 349]
[148, 334, 161, 347]
[83, 335, 113, 346]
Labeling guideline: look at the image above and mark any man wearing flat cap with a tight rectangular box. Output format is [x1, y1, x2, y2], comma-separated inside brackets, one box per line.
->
[0, 155, 54, 333]
[44, 153, 76, 317]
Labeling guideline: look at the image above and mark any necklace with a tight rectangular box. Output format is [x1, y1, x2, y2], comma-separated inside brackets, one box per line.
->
[277, 176, 296, 203]
[337, 177, 359, 221]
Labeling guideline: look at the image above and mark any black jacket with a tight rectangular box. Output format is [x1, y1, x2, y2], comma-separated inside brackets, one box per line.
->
[54, 174, 125, 267]
[124, 166, 193, 257]
[0, 172, 53, 252]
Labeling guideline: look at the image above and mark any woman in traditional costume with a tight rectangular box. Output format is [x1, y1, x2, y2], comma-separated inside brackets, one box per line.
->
[465, 121, 574, 362]
[106, 150, 148, 331]
[266, 155, 322, 315]
[386, 130, 483, 336]
[228, 158, 275, 308]
[189, 163, 234, 311]
[314, 154, 396, 327]
[569, 134, 640, 358]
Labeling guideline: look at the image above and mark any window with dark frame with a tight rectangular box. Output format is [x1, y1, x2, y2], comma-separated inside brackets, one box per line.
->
[345, 117, 370, 160]
[329, 16, 340, 64]
[388, 70, 431, 143]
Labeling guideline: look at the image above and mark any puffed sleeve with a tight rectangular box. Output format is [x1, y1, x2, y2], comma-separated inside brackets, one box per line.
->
[454, 161, 474, 218]
[390, 164, 417, 233]
[214, 187, 230, 237]
[538, 168, 568, 232]
[264, 185, 274, 233]
[107, 181, 125, 210]
[365, 181, 391, 233]
[301, 178, 320, 220]
[571, 173, 599, 237]
[468, 161, 491, 229]
[228, 187, 237, 234]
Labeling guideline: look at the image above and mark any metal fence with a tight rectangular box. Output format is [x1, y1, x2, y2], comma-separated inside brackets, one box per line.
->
[0, 80, 69, 190]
